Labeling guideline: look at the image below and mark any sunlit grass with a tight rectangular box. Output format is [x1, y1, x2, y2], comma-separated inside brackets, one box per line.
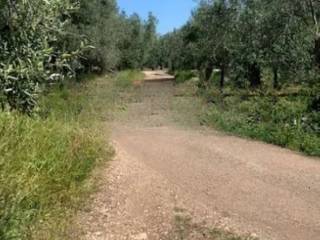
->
[0, 71, 138, 239]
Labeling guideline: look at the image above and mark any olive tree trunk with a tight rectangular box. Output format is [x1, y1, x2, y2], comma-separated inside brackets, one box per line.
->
[248, 63, 261, 88]
[315, 36, 320, 67]
[273, 67, 279, 89]
[220, 65, 225, 89]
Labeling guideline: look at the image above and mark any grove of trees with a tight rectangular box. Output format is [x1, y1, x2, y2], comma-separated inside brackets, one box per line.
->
[0, 0, 159, 114]
[160, 0, 320, 91]
[156, 0, 320, 155]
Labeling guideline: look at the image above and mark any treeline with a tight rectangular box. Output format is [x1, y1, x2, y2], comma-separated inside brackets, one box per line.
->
[0, 0, 158, 114]
[159, 0, 320, 90]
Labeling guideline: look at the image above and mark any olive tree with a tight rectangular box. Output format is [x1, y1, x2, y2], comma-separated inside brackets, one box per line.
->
[191, 0, 239, 88]
[0, 0, 81, 113]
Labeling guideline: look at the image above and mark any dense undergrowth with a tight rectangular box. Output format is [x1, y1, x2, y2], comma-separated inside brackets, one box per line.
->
[0, 70, 140, 239]
[202, 93, 320, 156]
[175, 70, 320, 157]
[173, 70, 197, 84]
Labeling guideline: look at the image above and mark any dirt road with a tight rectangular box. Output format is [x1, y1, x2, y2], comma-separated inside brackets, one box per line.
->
[78, 71, 320, 240]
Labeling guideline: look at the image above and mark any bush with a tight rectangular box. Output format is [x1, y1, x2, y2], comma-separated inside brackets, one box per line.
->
[0, 0, 82, 114]
[174, 70, 196, 84]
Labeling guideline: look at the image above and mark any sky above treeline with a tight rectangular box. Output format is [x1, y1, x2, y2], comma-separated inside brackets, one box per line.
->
[117, 0, 197, 35]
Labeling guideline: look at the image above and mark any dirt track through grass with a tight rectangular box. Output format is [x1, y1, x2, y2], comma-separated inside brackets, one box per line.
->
[77, 71, 320, 240]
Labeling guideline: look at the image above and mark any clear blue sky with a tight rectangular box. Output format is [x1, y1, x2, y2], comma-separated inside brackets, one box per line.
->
[117, 0, 197, 35]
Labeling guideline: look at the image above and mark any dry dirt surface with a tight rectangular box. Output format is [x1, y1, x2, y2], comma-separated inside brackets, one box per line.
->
[77, 71, 320, 240]
[142, 70, 175, 82]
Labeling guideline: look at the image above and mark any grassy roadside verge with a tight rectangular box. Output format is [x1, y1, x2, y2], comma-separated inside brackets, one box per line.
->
[200, 89, 320, 157]
[172, 73, 320, 157]
[0, 70, 141, 239]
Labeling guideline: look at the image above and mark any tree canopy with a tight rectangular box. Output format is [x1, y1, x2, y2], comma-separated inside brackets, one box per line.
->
[0, 0, 159, 113]
[159, 0, 320, 89]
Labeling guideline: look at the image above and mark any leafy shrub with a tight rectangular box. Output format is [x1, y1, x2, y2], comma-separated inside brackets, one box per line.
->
[174, 70, 196, 84]
[0, 0, 82, 114]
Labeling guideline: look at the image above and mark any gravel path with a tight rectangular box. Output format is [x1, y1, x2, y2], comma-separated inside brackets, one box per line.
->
[77, 71, 320, 240]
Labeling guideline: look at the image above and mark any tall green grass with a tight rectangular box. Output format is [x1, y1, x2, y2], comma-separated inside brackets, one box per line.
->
[0, 113, 106, 239]
[201, 93, 320, 156]
[0, 71, 138, 239]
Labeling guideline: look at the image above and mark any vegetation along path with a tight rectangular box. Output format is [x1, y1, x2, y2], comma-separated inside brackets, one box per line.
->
[77, 71, 320, 240]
